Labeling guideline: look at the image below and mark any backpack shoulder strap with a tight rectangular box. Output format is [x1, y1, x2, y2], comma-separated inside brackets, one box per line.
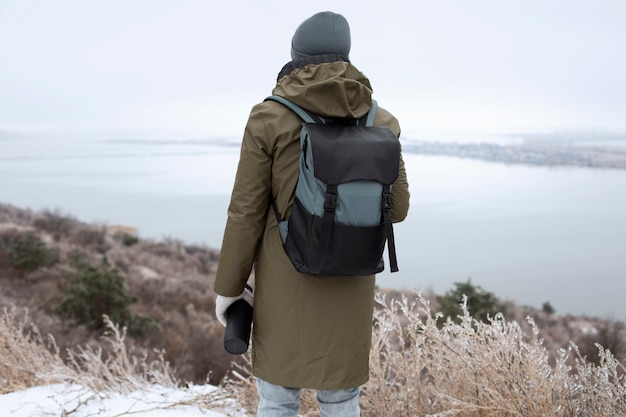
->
[265, 95, 323, 124]
[365, 100, 378, 127]
[265, 95, 321, 225]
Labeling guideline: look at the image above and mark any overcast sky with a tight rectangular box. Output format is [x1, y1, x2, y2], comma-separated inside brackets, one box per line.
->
[1, 0, 625, 137]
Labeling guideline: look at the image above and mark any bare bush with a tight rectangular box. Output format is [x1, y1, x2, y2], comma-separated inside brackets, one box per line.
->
[3, 202, 626, 416]
[363, 292, 626, 416]
[0, 203, 36, 226]
[63, 315, 178, 393]
[0, 308, 230, 413]
[32, 208, 77, 241]
[0, 306, 66, 393]
[69, 225, 110, 253]
[576, 318, 626, 367]
[1, 203, 231, 385]
[220, 355, 322, 416]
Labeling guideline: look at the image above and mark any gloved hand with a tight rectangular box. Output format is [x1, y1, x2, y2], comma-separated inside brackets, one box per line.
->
[215, 285, 254, 327]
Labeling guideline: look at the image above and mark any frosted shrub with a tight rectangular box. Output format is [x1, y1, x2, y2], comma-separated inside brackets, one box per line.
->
[0, 306, 65, 394]
[3, 288, 626, 416]
[362, 292, 626, 417]
[1, 309, 229, 414]
[220, 291, 626, 416]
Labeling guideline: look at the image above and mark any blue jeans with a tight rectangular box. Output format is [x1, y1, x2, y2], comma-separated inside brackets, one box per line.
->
[256, 378, 361, 417]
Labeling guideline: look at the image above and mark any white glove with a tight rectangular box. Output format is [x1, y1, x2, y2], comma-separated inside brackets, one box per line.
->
[215, 285, 254, 327]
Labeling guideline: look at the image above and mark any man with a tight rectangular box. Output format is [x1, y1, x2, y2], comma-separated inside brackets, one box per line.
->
[214, 11, 410, 417]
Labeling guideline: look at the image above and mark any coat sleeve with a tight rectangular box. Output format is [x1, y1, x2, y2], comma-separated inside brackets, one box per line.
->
[390, 152, 410, 223]
[374, 106, 410, 223]
[214, 105, 273, 297]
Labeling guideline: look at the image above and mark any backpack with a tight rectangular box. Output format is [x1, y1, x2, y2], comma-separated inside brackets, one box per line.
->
[265, 95, 401, 276]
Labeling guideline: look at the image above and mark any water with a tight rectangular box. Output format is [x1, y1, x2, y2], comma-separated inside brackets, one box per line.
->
[377, 156, 626, 320]
[0, 135, 236, 244]
[1, 134, 625, 320]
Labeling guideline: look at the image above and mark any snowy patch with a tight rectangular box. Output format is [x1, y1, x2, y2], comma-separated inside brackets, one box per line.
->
[0, 384, 247, 417]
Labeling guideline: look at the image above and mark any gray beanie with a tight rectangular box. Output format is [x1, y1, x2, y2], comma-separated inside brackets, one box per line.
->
[291, 11, 351, 60]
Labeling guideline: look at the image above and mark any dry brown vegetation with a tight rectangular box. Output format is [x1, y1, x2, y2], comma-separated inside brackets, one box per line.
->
[223, 293, 626, 416]
[0, 308, 231, 413]
[1, 202, 626, 416]
[0, 202, 237, 386]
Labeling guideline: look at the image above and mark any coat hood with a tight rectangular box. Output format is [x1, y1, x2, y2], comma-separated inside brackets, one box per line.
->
[272, 54, 373, 119]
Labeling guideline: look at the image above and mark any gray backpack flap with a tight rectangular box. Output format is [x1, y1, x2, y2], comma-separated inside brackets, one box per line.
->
[266, 95, 400, 276]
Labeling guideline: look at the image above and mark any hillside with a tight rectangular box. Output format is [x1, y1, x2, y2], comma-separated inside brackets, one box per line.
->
[0, 202, 236, 386]
[1, 201, 625, 415]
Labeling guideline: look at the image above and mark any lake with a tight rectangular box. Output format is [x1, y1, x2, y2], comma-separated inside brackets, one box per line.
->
[1, 134, 625, 320]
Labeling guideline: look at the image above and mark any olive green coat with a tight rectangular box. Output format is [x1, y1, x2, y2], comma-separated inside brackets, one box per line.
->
[214, 58, 410, 390]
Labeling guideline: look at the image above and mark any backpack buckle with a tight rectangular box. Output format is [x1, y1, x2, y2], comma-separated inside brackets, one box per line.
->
[324, 189, 338, 212]
[382, 191, 391, 212]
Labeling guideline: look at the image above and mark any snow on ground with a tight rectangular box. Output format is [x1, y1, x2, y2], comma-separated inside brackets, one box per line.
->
[0, 384, 246, 416]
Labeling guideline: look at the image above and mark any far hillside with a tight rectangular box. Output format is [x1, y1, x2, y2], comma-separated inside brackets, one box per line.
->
[0, 201, 624, 387]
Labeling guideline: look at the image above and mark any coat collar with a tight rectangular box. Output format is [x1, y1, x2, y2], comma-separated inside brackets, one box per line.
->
[277, 54, 350, 82]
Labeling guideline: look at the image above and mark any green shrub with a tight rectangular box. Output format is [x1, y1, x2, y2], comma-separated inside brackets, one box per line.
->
[542, 301, 556, 314]
[122, 233, 139, 246]
[0, 231, 54, 274]
[436, 279, 508, 324]
[55, 253, 157, 336]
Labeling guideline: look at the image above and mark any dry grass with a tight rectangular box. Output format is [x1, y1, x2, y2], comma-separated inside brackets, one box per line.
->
[0, 307, 180, 393]
[220, 354, 320, 416]
[63, 315, 178, 393]
[220, 292, 626, 417]
[2, 202, 626, 416]
[2, 277, 626, 417]
[0, 306, 66, 394]
[366, 292, 626, 417]
[0, 202, 238, 385]
[0, 307, 232, 414]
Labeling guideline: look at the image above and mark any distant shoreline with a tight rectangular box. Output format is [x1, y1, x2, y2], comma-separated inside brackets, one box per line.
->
[403, 140, 626, 170]
[3, 127, 626, 170]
